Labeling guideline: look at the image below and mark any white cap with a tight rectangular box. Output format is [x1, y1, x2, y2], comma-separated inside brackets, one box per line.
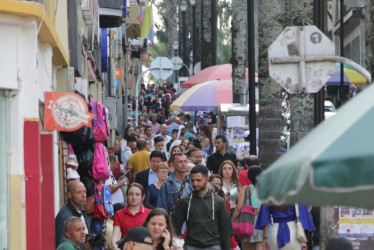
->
[243, 130, 250, 138]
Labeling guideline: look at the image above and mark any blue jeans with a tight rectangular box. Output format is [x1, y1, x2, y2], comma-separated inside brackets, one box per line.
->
[185, 245, 221, 250]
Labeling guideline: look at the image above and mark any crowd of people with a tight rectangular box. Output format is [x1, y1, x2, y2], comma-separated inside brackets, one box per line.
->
[55, 84, 353, 250]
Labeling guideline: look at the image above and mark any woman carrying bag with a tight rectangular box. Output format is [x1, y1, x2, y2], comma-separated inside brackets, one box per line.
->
[232, 166, 263, 250]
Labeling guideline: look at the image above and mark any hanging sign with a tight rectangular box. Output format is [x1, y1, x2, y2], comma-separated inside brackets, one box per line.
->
[44, 92, 95, 131]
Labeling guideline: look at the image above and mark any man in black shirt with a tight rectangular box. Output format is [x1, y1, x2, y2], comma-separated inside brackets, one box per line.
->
[206, 135, 237, 174]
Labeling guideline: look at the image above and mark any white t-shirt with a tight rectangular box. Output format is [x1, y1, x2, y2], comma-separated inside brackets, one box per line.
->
[105, 174, 125, 205]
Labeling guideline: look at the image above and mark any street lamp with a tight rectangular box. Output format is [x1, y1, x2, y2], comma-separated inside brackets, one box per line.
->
[173, 41, 179, 84]
[190, 0, 195, 74]
[180, 0, 187, 76]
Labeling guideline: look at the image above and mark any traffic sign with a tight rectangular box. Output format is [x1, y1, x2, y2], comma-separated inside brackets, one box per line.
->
[150, 57, 174, 80]
[268, 26, 336, 94]
[171, 56, 183, 70]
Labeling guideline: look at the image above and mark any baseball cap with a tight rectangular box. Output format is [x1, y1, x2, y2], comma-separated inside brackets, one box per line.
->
[116, 227, 153, 249]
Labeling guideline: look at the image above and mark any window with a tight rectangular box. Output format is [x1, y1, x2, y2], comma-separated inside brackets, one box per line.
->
[0, 90, 10, 248]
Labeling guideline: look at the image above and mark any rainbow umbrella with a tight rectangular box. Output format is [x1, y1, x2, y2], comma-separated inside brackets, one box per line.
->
[326, 63, 367, 85]
[170, 79, 233, 112]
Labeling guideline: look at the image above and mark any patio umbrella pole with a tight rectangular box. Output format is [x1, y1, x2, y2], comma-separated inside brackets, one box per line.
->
[339, 0, 345, 105]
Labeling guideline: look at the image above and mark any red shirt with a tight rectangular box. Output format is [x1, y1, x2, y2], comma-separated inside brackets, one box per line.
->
[113, 205, 151, 238]
[239, 169, 252, 186]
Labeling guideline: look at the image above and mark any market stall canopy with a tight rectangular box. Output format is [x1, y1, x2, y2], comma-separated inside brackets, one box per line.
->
[326, 63, 367, 85]
[170, 79, 233, 112]
[257, 83, 374, 208]
[181, 64, 258, 88]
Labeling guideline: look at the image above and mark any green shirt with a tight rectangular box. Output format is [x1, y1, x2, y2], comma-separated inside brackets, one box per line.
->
[56, 239, 81, 250]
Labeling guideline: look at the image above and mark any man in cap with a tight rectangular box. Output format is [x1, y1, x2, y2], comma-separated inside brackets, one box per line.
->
[115, 227, 153, 250]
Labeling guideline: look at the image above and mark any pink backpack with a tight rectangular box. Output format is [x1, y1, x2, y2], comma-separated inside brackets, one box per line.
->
[90, 101, 109, 142]
[90, 142, 110, 181]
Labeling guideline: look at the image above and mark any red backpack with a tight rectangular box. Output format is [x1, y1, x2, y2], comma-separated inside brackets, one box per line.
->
[90, 142, 110, 181]
[90, 100, 109, 142]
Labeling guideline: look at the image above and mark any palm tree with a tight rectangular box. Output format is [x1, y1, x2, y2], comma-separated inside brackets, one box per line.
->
[258, 0, 285, 168]
[231, 1, 247, 103]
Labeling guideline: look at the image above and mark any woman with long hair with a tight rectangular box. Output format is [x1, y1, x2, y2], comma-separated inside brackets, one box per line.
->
[218, 160, 241, 212]
[112, 183, 151, 249]
[121, 125, 135, 150]
[200, 125, 213, 155]
[143, 208, 175, 250]
[232, 166, 263, 250]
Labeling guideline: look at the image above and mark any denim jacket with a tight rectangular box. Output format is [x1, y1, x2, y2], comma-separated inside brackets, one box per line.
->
[157, 172, 193, 212]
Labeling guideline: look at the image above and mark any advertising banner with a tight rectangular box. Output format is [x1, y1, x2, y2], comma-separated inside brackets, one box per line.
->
[44, 92, 94, 131]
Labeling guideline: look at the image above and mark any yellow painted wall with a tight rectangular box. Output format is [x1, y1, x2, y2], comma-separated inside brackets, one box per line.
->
[10, 174, 26, 250]
[54, 0, 69, 59]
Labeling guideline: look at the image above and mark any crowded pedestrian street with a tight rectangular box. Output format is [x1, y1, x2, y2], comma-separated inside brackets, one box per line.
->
[1, 0, 374, 250]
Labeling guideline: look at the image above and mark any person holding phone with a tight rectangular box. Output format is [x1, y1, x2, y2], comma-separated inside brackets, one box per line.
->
[143, 208, 176, 250]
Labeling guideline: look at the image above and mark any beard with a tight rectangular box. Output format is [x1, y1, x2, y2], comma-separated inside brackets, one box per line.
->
[193, 182, 207, 193]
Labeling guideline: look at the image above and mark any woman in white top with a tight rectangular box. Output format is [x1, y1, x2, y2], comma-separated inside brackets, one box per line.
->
[218, 160, 241, 212]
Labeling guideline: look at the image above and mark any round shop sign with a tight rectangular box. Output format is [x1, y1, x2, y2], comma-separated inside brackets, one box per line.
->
[44, 92, 95, 131]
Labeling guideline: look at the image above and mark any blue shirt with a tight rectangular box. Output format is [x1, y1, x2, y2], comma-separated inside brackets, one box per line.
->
[148, 169, 158, 187]
[255, 204, 315, 249]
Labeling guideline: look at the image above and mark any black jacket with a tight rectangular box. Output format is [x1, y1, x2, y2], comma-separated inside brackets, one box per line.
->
[206, 151, 237, 174]
[55, 200, 91, 249]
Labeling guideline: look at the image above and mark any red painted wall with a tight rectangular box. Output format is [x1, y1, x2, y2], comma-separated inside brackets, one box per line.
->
[24, 120, 42, 250]
[40, 134, 55, 250]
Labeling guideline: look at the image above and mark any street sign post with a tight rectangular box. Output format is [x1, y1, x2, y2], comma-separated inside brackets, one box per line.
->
[171, 56, 183, 70]
[268, 26, 336, 94]
[150, 57, 174, 80]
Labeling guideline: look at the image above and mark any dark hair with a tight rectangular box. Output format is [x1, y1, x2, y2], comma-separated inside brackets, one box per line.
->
[247, 166, 263, 185]
[326, 237, 353, 250]
[239, 158, 248, 169]
[137, 139, 147, 150]
[215, 135, 227, 143]
[244, 155, 260, 166]
[169, 152, 184, 163]
[172, 129, 179, 134]
[208, 175, 227, 199]
[191, 138, 202, 150]
[186, 148, 201, 158]
[153, 136, 164, 144]
[127, 135, 137, 143]
[145, 125, 152, 131]
[124, 125, 134, 139]
[109, 154, 117, 162]
[142, 208, 174, 250]
[185, 122, 193, 130]
[126, 183, 145, 197]
[150, 150, 164, 160]
[191, 165, 208, 177]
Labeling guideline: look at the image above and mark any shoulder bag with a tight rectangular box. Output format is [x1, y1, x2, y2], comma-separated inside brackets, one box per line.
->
[232, 185, 256, 237]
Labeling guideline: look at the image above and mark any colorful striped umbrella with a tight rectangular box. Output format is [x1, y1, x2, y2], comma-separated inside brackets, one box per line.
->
[170, 79, 233, 111]
[181, 64, 258, 88]
[326, 63, 367, 85]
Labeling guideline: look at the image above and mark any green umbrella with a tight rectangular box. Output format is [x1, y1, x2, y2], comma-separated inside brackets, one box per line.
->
[257, 84, 374, 208]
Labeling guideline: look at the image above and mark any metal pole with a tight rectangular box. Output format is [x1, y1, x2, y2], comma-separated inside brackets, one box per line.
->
[192, 5, 195, 74]
[182, 11, 187, 76]
[248, 0, 256, 156]
[174, 48, 178, 84]
[339, 0, 344, 104]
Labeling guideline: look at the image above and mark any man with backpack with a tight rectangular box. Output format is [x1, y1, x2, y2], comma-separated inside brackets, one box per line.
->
[55, 180, 91, 249]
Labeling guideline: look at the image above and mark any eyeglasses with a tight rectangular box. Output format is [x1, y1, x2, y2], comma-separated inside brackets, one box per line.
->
[158, 170, 168, 174]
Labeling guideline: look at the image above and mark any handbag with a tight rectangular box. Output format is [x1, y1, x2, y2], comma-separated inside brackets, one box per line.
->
[232, 185, 256, 237]
[295, 203, 308, 243]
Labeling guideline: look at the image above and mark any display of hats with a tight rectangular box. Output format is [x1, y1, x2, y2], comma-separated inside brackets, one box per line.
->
[66, 154, 79, 168]
[66, 168, 80, 181]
